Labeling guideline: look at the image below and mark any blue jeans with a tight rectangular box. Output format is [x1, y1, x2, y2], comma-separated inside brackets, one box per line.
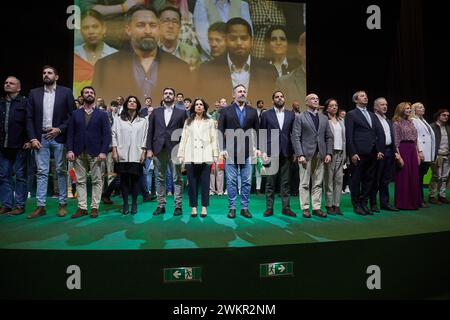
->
[34, 135, 67, 207]
[225, 158, 252, 210]
[166, 163, 174, 193]
[0, 148, 27, 209]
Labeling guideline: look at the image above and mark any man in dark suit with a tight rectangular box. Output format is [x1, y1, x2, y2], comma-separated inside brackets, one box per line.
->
[0, 76, 30, 216]
[345, 91, 385, 216]
[260, 91, 296, 217]
[66, 87, 111, 219]
[197, 17, 278, 105]
[370, 97, 399, 212]
[26, 65, 74, 219]
[147, 88, 187, 216]
[92, 5, 191, 103]
[218, 84, 261, 219]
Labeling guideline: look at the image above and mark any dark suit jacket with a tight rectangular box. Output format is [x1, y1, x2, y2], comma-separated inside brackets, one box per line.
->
[431, 122, 450, 158]
[26, 85, 74, 144]
[218, 103, 259, 161]
[345, 108, 384, 157]
[197, 55, 278, 104]
[67, 108, 112, 157]
[0, 95, 28, 149]
[92, 48, 192, 103]
[259, 108, 295, 158]
[146, 106, 187, 156]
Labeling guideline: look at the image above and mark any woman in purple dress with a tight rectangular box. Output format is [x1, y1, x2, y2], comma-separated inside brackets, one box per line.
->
[393, 102, 422, 210]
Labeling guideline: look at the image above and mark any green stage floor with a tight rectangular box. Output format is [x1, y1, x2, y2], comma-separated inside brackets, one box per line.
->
[1, 191, 449, 250]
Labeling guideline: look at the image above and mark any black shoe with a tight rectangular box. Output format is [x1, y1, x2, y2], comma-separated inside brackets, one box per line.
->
[362, 206, 373, 215]
[354, 206, 367, 216]
[131, 204, 137, 215]
[153, 207, 166, 216]
[174, 207, 183, 216]
[143, 194, 154, 202]
[282, 208, 297, 218]
[334, 206, 344, 216]
[381, 204, 399, 212]
[122, 205, 129, 215]
[240, 209, 252, 219]
[264, 209, 274, 217]
[370, 205, 380, 213]
[101, 195, 113, 205]
[228, 209, 236, 219]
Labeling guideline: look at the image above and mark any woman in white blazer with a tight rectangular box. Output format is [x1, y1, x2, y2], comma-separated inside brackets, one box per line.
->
[323, 99, 346, 215]
[178, 98, 219, 217]
[111, 96, 148, 215]
[412, 102, 436, 207]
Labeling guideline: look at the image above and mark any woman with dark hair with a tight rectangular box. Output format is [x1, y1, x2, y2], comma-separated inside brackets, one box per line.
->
[177, 98, 219, 218]
[111, 96, 148, 215]
[323, 99, 346, 215]
[264, 25, 299, 77]
[393, 102, 422, 210]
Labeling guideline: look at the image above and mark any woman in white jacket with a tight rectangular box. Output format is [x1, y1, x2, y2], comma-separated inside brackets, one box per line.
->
[412, 102, 436, 207]
[178, 98, 219, 218]
[112, 96, 148, 215]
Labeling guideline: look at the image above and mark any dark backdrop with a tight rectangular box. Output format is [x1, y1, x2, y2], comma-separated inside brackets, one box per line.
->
[0, 0, 447, 120]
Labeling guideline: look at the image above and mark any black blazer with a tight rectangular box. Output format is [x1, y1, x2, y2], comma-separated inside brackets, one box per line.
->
[218, 103, 259, 161]
[66, 108, 111, 157]
[146, 106, 187, 156]
[0, 95, 28, 149]
[345, 108, 384, 157]
[26, 85, 74, 144]
[197, 54, 278, 104]
[92, 48, 192, 103]
[259, 108, 295, 157]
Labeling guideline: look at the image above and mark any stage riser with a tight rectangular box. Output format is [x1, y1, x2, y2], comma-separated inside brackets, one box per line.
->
[1, 231, 449, 299]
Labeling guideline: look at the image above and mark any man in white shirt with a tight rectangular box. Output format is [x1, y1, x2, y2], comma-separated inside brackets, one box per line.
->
[370, 98, 399, 212]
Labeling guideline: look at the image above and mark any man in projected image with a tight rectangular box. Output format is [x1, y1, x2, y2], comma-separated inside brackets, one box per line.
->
[92, 5, 190, 103]
[198, 17, 278, 105]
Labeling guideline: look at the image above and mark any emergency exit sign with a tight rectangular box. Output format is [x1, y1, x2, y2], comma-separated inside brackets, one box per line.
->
[260, 262, 294, 278]
[164, 267, 202, 283]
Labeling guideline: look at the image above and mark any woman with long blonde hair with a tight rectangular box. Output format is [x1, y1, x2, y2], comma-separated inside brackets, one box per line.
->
[392, 102, 422, 210]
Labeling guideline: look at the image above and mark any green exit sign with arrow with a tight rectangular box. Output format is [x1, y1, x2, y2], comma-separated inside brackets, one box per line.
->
[260, 262, 294, 278]
[164, 267, 202, 283]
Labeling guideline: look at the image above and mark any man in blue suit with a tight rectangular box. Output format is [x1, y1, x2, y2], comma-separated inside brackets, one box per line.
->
[260, 91, 297, 218]
[26, 66, 74, 219]
[67, 87, 111, 219]
[146, 88, 187, 216]
[345, 91, 385, 216]
[0, 76, 30, 216]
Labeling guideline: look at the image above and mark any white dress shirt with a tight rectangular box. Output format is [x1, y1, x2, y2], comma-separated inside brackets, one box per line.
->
[164, 104, 174, 126]
[228, 54, 251, 95]
[357, 106, 372, 128]
[275, 107, 285, 130]
[42, 84, 56, 129]
[331, 121, 343, 150]
[375, 113, 392, 146]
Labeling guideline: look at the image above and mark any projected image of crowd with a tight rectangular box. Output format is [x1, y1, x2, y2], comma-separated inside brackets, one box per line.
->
[1, 3, 449, 220]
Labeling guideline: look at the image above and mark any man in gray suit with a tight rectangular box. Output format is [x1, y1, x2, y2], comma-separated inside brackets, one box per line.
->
[292, 93, 333, 218]
[276, 32, 306, 110]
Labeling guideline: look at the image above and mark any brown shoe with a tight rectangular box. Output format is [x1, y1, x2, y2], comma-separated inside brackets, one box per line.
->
[58, 204, 68, 217]
[302, 209, 311, 219]
[9, 207, 25, 216]
[0, 207, 12, 215]
[439, 196, 450, 204]
[429, 197, 440, 205]
[27, 207, 46, 219]
[71, 208, 88, 219]
[101, 195, 113, 205]
[325, 206, 335, 215]
[313, 209, 327, 218]
[90, 208, 99, 218]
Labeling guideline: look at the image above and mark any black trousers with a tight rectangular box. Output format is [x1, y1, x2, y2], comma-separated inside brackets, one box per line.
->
[418, 161, 431, 202]
[266, 155, 291, 210]
[370, 146, 395, 207]
[350, 151, 377, 208]
[186, 163, 211, 207]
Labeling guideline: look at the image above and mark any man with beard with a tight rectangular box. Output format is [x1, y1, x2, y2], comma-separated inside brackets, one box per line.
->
[198, 17, 277, 106]
[146, 88, 187, 216]
[260, 91, 296, 218]
[218, 84, 261, 219]
[0, 77, 30, 216]
[26, 66, 74, 219]
[66, 87, 111, 219]
[92, 5, 191, 103]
